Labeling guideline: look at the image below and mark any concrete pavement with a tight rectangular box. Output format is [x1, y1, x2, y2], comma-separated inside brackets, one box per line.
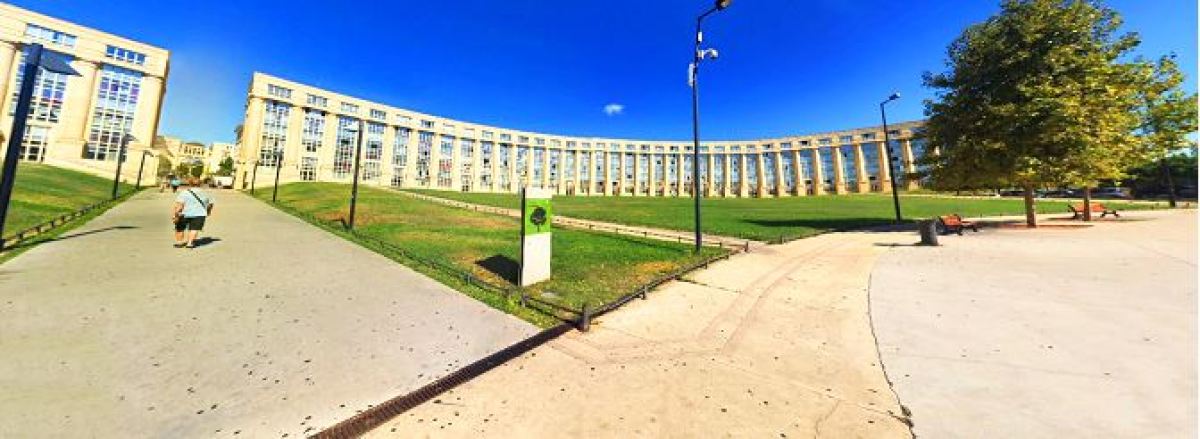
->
[0, 189, 537, 437]
[871, 210, 1197, 438]
[366, 230, 916, 438]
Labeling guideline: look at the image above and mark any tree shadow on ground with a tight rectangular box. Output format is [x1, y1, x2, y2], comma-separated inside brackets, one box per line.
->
[475, 254, 519, 284]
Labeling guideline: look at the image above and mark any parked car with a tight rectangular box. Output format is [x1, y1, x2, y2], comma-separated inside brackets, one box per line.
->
[1091, 187, 1131, 200]
[1042, 189, 1080, 198]
[212, 175, 234, 189]
[998, 189, 1025, 197]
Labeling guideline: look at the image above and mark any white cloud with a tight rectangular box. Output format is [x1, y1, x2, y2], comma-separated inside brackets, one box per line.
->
[603, 103, 624, 116]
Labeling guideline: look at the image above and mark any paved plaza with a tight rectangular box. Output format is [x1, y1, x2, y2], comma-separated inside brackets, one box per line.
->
[872, 210, 1197, 438]
[0, 190, 536, 437]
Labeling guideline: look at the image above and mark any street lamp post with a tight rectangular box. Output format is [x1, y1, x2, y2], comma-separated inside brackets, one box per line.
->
[271, 149, 284, 203]
[347, 120, 365, 229]
[112, 134, 135, 200]
[250, 159, 259, 195]
[880, 93, 902, 223]
[689, 0, 732, 253]
[0, 43, 78, 248]
[136, 150, 153, 190]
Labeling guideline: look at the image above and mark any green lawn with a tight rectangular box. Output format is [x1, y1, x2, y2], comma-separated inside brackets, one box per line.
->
[4, 163, 132, 237]
[406, 189, 1160, 241]
[256, 183, 725, 327]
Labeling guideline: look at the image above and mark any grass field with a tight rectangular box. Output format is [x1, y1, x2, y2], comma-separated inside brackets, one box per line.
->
[407, 189, 1159, 241]
[4, 163, 133, 237]
[257, 183, 725, 326]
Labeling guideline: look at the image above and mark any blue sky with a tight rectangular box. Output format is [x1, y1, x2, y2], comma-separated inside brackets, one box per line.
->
[13, 0, 1198, 143]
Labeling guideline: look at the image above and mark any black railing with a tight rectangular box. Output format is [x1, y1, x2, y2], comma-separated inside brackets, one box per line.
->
[1, 189, 140, 250]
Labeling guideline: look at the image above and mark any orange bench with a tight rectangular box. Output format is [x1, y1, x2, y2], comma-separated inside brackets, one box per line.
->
[938, 214, 978, 235]
[1068, 202, 1119, 219]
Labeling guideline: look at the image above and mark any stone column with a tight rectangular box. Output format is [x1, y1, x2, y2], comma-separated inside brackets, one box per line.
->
[380, 124, 397, 187]
[571, 150, 581, 196]
[131, 75, 165, 151]
[877, 141, 893, 193]
[901, 139, 918, 190]
[507, 145, 518, 192]
[854, 144, 869, 193]
[0, 40, 18, 109]
[241, 96, 266, 170]
[705, 153, 715, 196]
[677, 153, 686, 196]
[832, 147, 846, 194]
[470, 139, 482, 192]
[617, 152, 627, 196]
[774, 151, 787, 197]
[811, 148, 825, 195]
[752, 153, 764, 197]
[54, 59, 100, 160]
[792, 150, 806, 196]
[721, 153, 731, 197]
[279, 106, 304, 184]
[603, 151, 613, 196]
[646, 153, 657, 196]
[555, 149, 566, 195]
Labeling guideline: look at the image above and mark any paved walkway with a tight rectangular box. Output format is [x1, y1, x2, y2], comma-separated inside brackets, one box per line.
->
[366, 229, 915, 437]
[0, 190, 537, 437]
[871, 210, 1197, 438]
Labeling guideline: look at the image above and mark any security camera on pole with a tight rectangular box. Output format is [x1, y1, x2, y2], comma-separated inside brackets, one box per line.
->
[688, 0, 732, 253]
[0, 43, 79, 249]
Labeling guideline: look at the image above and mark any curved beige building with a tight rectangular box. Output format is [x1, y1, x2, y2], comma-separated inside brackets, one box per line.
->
[238, 72, 929, 197]
[0, 3, 169, 180]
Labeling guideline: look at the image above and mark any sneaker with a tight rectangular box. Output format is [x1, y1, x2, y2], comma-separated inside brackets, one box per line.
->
[173, 243, 186, 248]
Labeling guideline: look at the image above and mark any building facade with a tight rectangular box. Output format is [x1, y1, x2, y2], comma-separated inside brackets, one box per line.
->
[239, 72, 931, 197]
[0, 3, 169, 181]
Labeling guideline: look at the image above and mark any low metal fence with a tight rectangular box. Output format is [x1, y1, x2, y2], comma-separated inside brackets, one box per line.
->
[1, 190, 139, 250]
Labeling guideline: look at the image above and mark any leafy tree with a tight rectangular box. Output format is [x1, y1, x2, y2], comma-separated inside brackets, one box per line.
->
[921, 0, 1149, 226]
[215, 157, 235, 177]
[189, 163, 204, 179]
[1137, 54, 1198, 207]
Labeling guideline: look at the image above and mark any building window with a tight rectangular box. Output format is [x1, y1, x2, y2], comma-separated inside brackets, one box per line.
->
[861, 133, 876, 140]
[19, 125, 49, 161]
[267, 84, 292, 99]
[421, 120, 435, 129]
[362, 122, 385, 181]
[259, 100, 290, 166]
[416, 131, 434, 186]
[306, 94, 328, 108]
[500, 133, 512, 141]
[300, 157, 317, 181]
[438, 135, 454, 188]
[396, 115, 412, 125]
[340, 102, 359, 114]
[302, 109, 324, 153]
[369, 109, 387, 120]
[25, 24, 76, 48]
[482, 131, 493, 139]
[479, 141, 494, 189]
[460, 138, 475, 191]
[498, 143, 512, 191]
[391, 127, 411, 187]
[10, 50, 70, 124]
[105, 45, 146, 65]
[84, 65, 142, 161]
[332, 117, 358, 179]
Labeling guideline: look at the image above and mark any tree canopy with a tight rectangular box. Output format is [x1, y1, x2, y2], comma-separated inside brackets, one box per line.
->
[920, 0, 1158, 225]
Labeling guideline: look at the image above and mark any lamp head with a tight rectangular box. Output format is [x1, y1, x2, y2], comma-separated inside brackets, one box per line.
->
[887, 92, 901, 102]
[716, 0, 732, 10]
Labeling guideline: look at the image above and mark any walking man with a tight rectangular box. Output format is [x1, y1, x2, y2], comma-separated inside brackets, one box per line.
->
[172, 182, 214, 249]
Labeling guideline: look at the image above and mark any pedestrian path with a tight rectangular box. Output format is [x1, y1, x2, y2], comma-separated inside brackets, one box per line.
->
[366, 228, 916, 437]
[0, 190, 537, 437]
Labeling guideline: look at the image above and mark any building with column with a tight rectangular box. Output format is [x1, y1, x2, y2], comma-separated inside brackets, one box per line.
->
[0, 3, 169, 182]
[238, 72, 929, 197]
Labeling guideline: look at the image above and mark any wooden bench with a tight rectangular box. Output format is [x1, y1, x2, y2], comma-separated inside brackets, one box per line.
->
[938, 214, 979, 235]
[1068, 202, 1120, 219]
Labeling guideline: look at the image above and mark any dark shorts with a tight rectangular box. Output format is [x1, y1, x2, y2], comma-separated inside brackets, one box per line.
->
[175, 216, 206, 232]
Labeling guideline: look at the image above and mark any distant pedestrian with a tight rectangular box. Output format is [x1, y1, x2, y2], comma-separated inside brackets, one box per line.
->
[172, 182, 215, 249]
[170, 175, 182, 193]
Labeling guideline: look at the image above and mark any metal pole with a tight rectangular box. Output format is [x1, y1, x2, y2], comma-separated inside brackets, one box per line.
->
[250, 160, 259, 195]
[881, 102, 902, 223]
[0, 43, 43, 247]
[691, 16, 704, 253]
[136, 151, 148, 189]
[348, 120, 365, 229]
[271, 150, 283, 203]
[111, 134, 131, 200]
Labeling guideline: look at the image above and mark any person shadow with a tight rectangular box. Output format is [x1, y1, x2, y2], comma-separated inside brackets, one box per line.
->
[191, 237, 222, 248]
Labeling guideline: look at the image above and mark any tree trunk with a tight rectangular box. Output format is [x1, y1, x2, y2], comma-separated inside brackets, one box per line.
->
[1082, 186, 1093, 222]
[1161, 158, 1178, 208]
[1023, 184, 1038, 228]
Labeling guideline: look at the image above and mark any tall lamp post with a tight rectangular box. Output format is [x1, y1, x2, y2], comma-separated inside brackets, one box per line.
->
[689, 0, 732, 253]
[0, 43, 78, 248]
[135, 149, 154, 190]
[345, 120, 365, 229]
[250, 159, 260, 195]
[112, 133, 136, 200]
[271, 149, 284, 203]
[880, 92, 902, 223]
